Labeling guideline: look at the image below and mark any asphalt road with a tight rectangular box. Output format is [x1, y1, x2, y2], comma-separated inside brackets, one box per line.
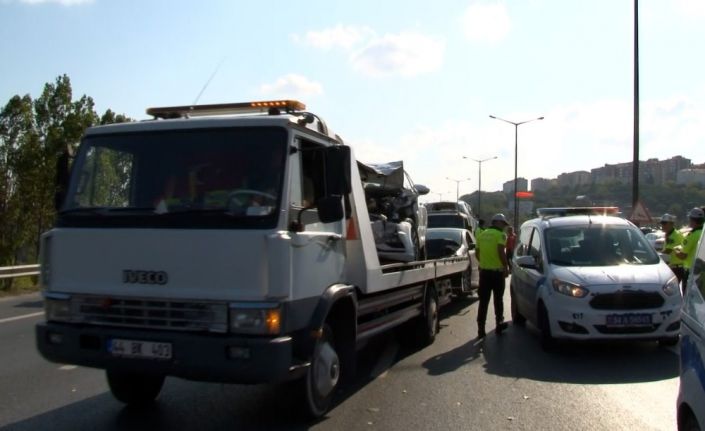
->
[0, 286, 680, 431]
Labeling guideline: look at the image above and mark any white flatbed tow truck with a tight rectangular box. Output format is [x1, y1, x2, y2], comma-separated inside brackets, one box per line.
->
[35, 100, 469, 417]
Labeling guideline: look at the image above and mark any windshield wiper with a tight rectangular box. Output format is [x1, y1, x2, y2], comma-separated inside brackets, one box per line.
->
[59, 207, 109, 215]
[158, 208, 246, 217]
[60, 207, 156, 215]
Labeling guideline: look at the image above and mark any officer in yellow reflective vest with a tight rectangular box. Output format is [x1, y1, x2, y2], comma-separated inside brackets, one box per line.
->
[659, 213, 685, 283]
[675, 207, 704, 293]
[475, 213, 510, 339]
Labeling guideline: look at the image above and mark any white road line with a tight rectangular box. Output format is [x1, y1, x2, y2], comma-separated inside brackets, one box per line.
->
[0, 311, 44, 324]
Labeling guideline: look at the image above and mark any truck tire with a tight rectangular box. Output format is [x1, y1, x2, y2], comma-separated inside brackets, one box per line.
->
[106, 370, 164, 406]
[301, 323, 340, 418]
[416, 284, 439, 347]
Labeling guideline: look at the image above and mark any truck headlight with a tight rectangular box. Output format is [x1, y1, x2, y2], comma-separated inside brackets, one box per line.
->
[662, 276, 680, 296]
[552, 279, 589, 298]
[44, 293, 72, 322]
[228, 303, 281, 335]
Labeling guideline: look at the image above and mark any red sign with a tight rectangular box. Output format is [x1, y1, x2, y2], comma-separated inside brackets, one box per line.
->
[515, 191, 534, 199]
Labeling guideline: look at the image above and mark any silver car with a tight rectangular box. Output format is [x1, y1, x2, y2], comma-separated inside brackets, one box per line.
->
[426, 227, 479, 296]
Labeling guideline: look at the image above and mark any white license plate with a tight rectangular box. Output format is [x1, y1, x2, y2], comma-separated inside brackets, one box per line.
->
[606, 313, 652, 326]
[109, 338, 172, 360]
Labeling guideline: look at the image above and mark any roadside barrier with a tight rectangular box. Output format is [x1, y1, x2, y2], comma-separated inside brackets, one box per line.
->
[0, 265, 40, 280]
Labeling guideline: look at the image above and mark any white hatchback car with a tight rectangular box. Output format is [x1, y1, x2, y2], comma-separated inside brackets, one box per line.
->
[678, 232, 705, 431]
[510, 207, 682, 350]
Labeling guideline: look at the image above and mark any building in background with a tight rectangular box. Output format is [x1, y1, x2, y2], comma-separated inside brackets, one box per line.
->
[677, 169, 705, 186]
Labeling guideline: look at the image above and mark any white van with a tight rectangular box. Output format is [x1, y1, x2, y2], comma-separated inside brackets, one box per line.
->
[678, 235, 705, 430]
[511, 207, 682, 350]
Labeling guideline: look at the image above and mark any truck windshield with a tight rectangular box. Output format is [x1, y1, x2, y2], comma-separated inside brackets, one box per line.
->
[59, 126, 288, 229]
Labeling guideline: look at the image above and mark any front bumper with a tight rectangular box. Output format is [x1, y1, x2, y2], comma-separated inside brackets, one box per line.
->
[36, 322, 307, 384]
[545, 301, 681, 341]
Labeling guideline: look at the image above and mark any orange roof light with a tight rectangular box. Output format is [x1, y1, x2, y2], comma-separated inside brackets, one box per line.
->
[147, 100, 306, 119]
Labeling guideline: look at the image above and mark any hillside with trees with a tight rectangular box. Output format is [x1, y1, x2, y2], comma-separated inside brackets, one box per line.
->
[462, 180, 705, 227]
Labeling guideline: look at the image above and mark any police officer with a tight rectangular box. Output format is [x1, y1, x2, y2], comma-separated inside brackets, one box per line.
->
[475, 218, 486, 238]
[675, 207, 704, 293]
[659, 213, 685, 283]
[475, 213, 510, 338]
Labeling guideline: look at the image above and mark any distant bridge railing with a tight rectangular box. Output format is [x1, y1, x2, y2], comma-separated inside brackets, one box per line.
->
[0, 264, 40, 280]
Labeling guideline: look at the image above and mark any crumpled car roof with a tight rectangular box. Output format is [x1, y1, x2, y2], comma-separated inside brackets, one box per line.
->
[358, 160, 404, 192]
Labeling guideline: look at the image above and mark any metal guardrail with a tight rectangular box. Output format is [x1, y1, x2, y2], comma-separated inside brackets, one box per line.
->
[0, 264, 40, 280]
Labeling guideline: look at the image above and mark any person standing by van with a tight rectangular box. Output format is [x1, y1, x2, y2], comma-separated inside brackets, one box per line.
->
[475, 213, 510, 338]
[676, 207, 705, 293]
[660, 213, 685, 283]
[505, 225, 516, 265]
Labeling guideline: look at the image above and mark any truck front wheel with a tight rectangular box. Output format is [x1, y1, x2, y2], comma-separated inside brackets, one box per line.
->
[302, 323, 340, 418]
[106, 370, 165, 406]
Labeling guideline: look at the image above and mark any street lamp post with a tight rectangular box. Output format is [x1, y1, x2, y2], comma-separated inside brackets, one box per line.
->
[446, 177, 471, 204]
[489, 114, 544, 232]
[463, 155, 497, 220]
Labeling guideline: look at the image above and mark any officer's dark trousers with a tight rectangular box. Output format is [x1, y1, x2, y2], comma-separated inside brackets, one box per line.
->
[477, 269, 505, 329]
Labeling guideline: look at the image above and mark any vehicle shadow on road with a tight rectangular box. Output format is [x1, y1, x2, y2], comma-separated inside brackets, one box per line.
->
[426, 318, 679, 385]
[1, 303, 476, 431]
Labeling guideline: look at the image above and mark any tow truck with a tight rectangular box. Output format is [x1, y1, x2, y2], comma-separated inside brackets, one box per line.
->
[35, 100, 469, 417]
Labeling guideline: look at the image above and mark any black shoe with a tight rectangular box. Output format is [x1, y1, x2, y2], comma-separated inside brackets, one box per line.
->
[495, 322, 509, 335]
[478, 328, 486, 339]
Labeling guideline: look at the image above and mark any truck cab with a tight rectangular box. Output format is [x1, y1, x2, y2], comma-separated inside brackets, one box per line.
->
[36, 100, 466, 417]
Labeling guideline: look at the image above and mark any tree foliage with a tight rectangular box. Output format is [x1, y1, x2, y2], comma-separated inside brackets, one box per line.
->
[0, 75, 132, 289]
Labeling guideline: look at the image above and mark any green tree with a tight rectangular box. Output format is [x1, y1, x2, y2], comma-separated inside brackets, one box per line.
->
[0, 75, 132, 290]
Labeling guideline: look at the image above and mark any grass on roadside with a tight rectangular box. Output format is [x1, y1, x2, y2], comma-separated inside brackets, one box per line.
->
[0, 277, 40, 298]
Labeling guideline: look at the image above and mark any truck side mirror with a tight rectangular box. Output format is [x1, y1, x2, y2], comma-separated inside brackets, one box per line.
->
[317, 196, 344, 223]
[54, 146, 72, 211]
[324, 145, 351, 196]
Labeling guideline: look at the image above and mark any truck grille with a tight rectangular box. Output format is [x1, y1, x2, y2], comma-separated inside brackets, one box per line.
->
[72, 295, 228, 333]
[589, 290, 664, 310]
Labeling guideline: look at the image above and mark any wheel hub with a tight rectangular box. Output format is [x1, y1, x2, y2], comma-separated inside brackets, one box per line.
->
[313, 341, 340, 398]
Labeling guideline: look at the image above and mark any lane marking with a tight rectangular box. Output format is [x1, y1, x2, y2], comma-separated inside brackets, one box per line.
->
[0, 311, 44, 324]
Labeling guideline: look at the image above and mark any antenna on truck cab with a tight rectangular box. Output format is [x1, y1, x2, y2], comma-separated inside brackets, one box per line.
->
[192, 57, 226, 106]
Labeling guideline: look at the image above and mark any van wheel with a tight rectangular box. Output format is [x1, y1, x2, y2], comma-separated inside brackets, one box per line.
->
[679, 407, 701, 431]
[416, 284, 439, 347]
[510, 286, 526, 326]
[106, 370, 164, 406]
[301, 323, 340, 418]
[658, 336, 679, 347]
[538, 303, 556, 352]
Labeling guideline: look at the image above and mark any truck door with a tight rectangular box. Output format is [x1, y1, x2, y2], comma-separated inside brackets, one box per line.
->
[287, 139, 347, 300]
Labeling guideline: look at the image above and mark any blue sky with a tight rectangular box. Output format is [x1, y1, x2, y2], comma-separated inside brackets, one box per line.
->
[2, 0, 704, 200]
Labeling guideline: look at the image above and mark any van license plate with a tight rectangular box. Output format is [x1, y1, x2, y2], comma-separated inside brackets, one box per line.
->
[109, 339, 172, 360]
[606, 314, 652, 326]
